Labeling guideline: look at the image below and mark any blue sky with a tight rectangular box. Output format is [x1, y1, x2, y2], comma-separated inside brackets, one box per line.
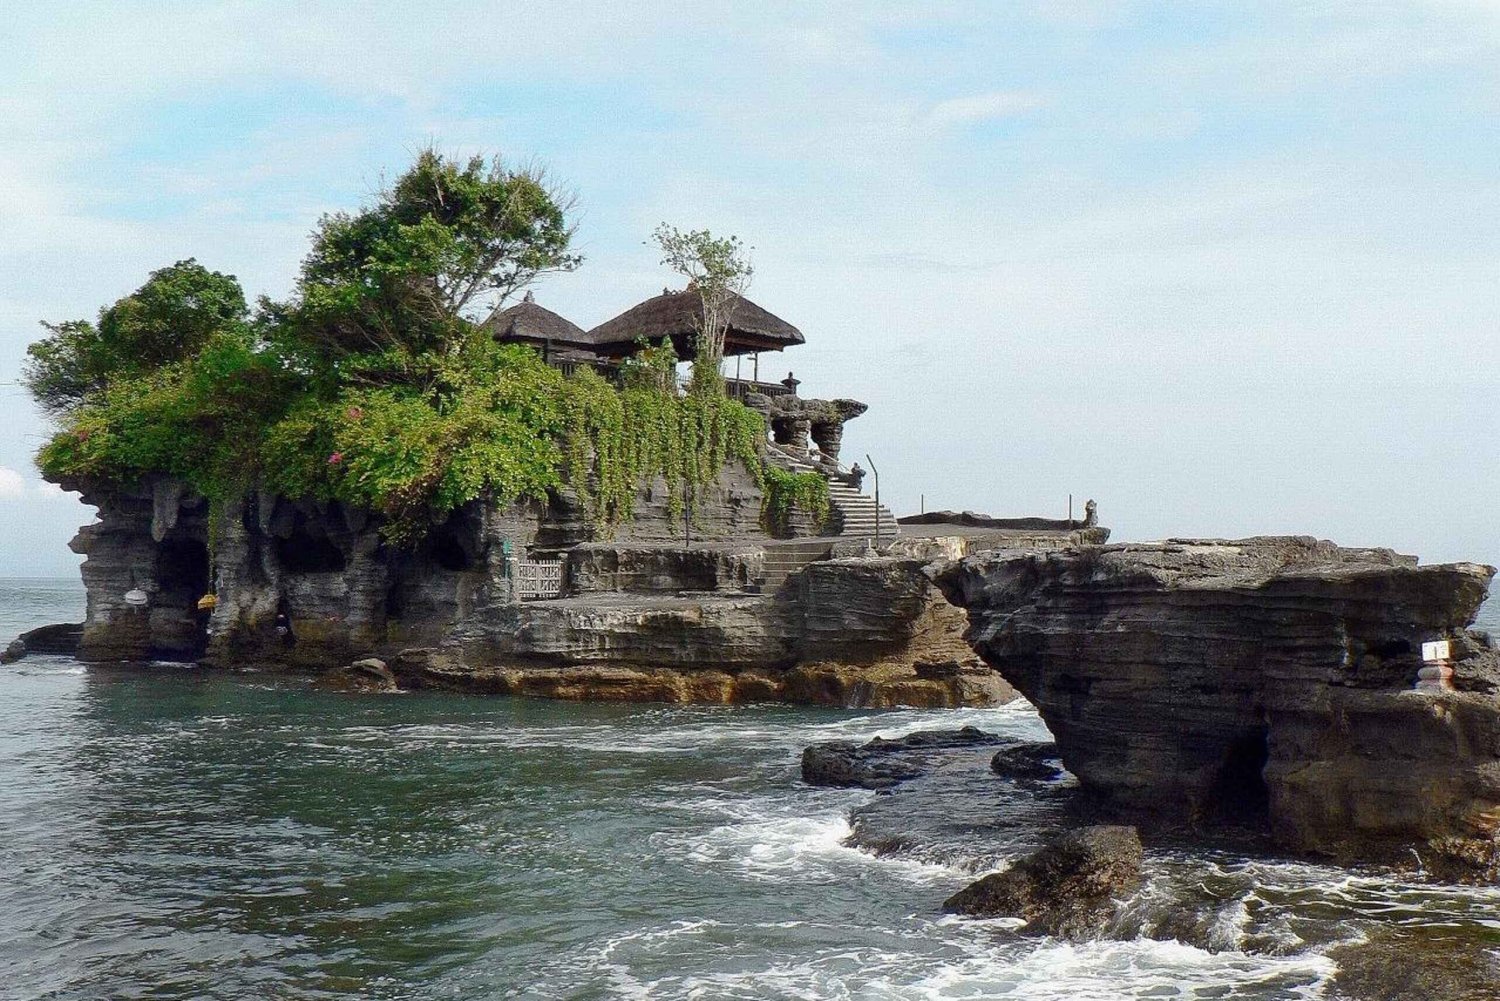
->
[1, 1, 1497, 575]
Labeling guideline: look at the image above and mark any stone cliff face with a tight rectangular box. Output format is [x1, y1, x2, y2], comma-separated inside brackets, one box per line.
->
[931, 537, 1500, 877]
[65, 471, 1020, 708]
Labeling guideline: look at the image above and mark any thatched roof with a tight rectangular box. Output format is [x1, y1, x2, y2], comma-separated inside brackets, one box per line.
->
[585, 290, 805, 359]
[482, 294, 589, 348]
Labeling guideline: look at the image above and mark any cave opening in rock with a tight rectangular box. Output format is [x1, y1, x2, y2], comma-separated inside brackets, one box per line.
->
[274, 531, 347, 573]
[152, 536, 211, 659]
[428, 527, 474, 572]
[1368, 638, 1413, 659]
[1208, 725, 1271, 824]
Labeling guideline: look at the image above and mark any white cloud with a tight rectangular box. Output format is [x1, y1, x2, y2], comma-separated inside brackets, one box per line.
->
[33, 480, 78, 502]
[0, 467, 25, 499]
[928, 90, 1047, 126]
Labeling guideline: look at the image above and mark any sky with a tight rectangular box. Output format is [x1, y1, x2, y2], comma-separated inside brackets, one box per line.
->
[1, 1, 1497, 576]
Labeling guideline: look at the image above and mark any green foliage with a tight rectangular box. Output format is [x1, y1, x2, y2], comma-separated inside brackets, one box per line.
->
[617, 337, 678, 394]
[280, 148, 580, 365]
[37, 328, 293, 495]
[559, 364, 764, 529]
[30, 149, 774, 549]
[24, 260, 248, 415]
[761, 465, 830, 536]
[259, 340, 570, 546]
[651, 223, 753, 397]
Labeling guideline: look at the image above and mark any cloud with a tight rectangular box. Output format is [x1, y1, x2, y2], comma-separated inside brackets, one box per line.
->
[927, 90, 1047, 126]
[0, 467, 24, 499]
[33, 480, 78, 502]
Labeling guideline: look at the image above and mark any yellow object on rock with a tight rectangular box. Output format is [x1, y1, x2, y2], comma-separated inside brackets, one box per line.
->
[196, 594, 218, 611]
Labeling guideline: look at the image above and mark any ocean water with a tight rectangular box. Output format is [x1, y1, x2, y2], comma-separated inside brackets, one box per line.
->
[0, 577, 1497, 1000]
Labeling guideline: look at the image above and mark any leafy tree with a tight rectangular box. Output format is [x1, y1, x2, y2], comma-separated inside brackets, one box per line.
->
[282, 148, 581, 366]
[24, 259, 248, 415]
[651, 224, 753, 397]
[29, 149, 798, 548]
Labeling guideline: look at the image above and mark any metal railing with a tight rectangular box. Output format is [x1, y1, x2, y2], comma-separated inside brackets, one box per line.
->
[725, 378, 795, 401]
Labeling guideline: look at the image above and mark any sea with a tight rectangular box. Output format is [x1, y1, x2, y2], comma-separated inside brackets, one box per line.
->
[0, 576, 1497, 1000]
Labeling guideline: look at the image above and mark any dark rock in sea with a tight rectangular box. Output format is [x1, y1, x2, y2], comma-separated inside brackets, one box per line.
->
[931, 536, 1500, 879]
[1, 622, 84, 663]
[942, 825, 1144, 938]
[1327, 926, 1500, 1001]
[990, 742, 1064, 782]
[315, 657, 400, 693]
[801, 726, 1004, 790]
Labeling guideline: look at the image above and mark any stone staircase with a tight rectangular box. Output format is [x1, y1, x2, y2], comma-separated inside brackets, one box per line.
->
[750, 540, 836, 594]
[825, 478, 898, 542]
[764, 445, 900, 544]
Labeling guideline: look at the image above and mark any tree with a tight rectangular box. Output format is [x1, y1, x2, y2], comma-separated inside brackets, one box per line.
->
[651, 224, 753, 397]
[284, 148, 581, 363]
[24, 259, 248, 415]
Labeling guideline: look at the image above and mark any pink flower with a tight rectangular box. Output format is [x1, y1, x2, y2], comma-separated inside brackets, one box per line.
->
[346, 407, 363, 420]
[328, 452, 343, 465]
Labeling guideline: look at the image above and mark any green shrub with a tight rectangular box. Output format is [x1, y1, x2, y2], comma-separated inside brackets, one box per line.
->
[761, 465, 830, 535]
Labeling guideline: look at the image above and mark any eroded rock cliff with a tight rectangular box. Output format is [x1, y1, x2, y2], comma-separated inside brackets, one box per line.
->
[931, 537, 1500, 877]
[62, 473, 1023, 708]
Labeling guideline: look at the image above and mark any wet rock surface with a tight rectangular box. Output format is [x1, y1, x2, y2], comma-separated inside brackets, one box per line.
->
[942, 825, 1145, 938]
[1327, 927, 1500, 1001]
[314, 657, 400, 693]
[932, 536, 1500, 877]
[990, 742, 1063, 782]
[800, 726, 1004, 790]
[64, 475, 1030, 708]
[1, 622, 84, 664]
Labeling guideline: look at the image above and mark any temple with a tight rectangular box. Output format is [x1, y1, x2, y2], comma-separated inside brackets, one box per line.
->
[485, 289, 883, 522]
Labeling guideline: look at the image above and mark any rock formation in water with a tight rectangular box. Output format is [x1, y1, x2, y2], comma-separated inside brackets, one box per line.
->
[800, 726, 1005, 789]
[1, 622, 84, 664]
[56, 471, 1047, 708]
[931, 536, 1500, 879]
[941, 825, 1145, 937]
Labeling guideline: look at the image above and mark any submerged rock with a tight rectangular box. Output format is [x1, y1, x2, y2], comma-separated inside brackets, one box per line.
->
[942, 825, 1144, 937]
[932, 536, 1500, 878]
[315, 657, 399, 693]
[801, 726, 1004, 790]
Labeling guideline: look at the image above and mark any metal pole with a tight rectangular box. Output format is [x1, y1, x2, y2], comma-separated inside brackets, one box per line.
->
[1069, 493, 1073, 526]
[866, 454, 881, 549]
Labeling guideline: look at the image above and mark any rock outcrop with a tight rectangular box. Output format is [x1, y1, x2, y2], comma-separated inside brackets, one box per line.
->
[314, 657, 400, 693]
[58, 473, 1058, 707]
[0, 622, 83, 664]
[931, 537, 1500, 877]
[941, 825, 1145, 937]
[800, 726, 1005, 790]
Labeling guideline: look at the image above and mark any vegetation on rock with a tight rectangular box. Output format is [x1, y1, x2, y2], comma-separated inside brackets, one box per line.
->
[651, 223, 753, 398]
[29, 149, 790, 546]
[762, 465, 830, 535]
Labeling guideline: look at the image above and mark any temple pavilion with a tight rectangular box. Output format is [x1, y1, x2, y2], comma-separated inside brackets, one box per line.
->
[483, 288, 805, 399]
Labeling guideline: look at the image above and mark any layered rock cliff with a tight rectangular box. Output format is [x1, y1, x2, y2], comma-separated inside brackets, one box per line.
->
[931, 537, 1500, 877]
[63, 472, 1023, 708]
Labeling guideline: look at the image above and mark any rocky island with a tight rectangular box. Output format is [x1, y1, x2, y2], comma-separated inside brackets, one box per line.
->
[11, 149, 1499, 886]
